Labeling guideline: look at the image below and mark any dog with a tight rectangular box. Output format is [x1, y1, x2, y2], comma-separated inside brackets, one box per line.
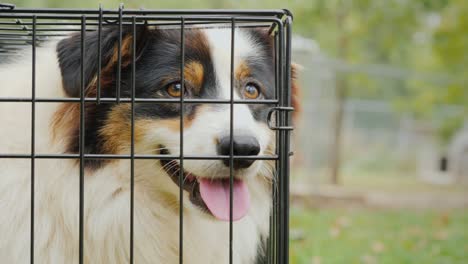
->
[0, 24, 298, 263]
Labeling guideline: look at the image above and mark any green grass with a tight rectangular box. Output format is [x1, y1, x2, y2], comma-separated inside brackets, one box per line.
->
[290, 207, 468, 264]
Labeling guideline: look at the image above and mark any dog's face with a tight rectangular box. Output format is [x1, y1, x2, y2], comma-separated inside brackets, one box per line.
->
[54, 25, 295, 221]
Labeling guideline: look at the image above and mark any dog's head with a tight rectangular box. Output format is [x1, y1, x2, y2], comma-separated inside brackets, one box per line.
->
[53, 24, 299, 221]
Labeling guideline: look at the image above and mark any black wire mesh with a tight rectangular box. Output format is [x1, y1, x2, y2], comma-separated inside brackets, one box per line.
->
[0, 3, 293, 264]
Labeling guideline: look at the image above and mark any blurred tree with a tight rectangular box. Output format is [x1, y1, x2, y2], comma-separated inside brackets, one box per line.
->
[295, 0, 433, 183]
[422, 0, 467, 144]
[281, 0, 465, 182]
[387, 0, 468, 145]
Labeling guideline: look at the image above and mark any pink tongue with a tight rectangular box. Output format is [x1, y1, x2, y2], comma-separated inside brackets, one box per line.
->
[199, 178, 250, 221]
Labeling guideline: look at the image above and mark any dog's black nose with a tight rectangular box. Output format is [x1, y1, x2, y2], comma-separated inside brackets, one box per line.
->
[217, 135, 261, 169]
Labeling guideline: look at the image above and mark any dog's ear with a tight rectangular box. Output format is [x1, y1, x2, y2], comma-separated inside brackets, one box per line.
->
[56, 25, 149, 97]
[290, 63, 301, 122]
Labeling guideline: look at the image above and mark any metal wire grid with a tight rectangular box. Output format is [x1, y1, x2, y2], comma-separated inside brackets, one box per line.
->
[0, 3, 293, 264]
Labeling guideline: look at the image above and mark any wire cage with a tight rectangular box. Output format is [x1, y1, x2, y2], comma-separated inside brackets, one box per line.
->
[0, 3, 293, 264]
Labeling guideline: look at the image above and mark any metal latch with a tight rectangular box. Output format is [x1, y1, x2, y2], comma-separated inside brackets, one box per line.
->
[267, 106, 294, 131]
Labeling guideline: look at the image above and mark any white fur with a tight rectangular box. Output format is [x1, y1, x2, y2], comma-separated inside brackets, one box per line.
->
[0, 30, 273, 263]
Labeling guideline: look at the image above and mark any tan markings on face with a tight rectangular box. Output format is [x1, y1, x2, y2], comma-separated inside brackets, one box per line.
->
[184, 61, 204, 93]
[143, 105, 208, 133]
[99, 104, 205, 154]
[73, 36, 135, 100]
[235, 60, 251, 80]
[51, 103, 80, 144]
[99, 104, 142, 154]
[108, 35, 134, 69]
[51, 77, 106, 151]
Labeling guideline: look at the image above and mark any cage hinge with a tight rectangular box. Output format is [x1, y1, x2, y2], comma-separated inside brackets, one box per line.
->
[269, 10, 292, 36]
[281, 9, 294, 22]
[0, 3, 15, 10]
[267, 106, 294, 131]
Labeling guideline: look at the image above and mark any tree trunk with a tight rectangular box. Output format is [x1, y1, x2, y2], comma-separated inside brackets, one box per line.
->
[329, 3, 348, 185]
[330, 75, 346, 184]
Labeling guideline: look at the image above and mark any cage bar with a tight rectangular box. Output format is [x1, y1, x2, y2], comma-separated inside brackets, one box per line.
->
[2, 7, 288, 17]
[0, 154, 279, 160]
[0, 6, 294, 263]
[79, 15, 86, 264]
[179, 15, 185, 264]
[116, 4, 123, 104]
[130, 15, 136, 264]
[96, 4, 102, 104]
[30, 15, 36, 264]
[0, 98, 279, 104]
[229, 17, 235, 264]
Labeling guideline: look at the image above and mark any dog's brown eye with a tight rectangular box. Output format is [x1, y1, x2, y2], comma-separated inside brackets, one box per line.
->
[166, 82, 183, 97]
[243, 83, 260, 99]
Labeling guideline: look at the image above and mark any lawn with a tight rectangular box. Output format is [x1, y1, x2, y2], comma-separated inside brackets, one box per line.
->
[290, 207, 468, 264]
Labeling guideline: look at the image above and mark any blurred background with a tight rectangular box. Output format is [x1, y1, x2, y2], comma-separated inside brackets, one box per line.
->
[5, 0, 468, 263]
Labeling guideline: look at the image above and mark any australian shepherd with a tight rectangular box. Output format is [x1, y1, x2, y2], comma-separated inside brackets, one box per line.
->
[0, 23, 298, 263]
